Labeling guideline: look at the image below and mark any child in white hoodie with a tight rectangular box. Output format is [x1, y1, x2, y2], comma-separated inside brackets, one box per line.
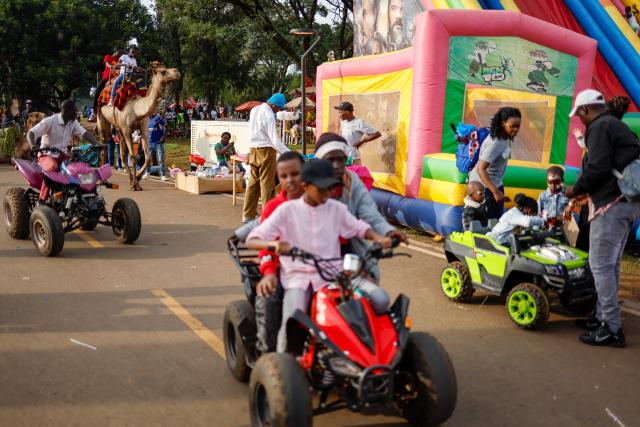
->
[487, 193, 545, 245]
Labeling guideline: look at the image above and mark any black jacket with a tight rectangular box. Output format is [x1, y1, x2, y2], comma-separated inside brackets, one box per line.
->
[462, 199, 489, 231]
[573, 113, 640, 209]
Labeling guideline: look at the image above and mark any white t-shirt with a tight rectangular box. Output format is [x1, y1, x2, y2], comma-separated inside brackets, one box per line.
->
[118, 54, 137, 74]
[340, 118, 378, 160]
[248, 103, 289, 153]
[30, 113, 86, 151]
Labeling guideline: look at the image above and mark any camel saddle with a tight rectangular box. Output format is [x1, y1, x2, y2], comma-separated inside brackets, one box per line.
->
[98, 78, 148, 111]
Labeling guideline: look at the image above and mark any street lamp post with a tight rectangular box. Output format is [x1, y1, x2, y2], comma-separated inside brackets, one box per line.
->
[290, 28, 320, 156]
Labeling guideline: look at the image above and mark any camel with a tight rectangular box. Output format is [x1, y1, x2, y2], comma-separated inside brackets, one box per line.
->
[14, 112, 47, 159]
[97, 67, 181, 190]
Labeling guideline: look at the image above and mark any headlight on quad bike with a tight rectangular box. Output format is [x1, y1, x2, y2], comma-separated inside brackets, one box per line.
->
[567, 267, 586, 280]
[78, 173, 95, 185]
[545, 265, 564, 276]
[328, 357, 362, 377]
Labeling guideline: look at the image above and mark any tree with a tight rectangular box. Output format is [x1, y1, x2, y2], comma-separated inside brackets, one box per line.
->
[0, 0, 155, 112]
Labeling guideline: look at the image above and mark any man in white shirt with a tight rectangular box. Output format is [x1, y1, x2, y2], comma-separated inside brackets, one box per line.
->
[242, 93, 290, 222]
[108, 46, 140, 106]
[27, 100, 100, 199]
[335, 101, 381, 165]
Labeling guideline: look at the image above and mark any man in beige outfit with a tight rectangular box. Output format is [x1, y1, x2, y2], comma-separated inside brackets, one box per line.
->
[242, 93, 289, 222]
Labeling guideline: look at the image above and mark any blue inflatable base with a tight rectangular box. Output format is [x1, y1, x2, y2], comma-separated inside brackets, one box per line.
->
[372, 189, 463, 236]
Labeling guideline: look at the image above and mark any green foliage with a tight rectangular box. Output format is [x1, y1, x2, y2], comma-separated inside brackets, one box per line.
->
[0, 0, 155, 111]
[0, 0, 354, 110]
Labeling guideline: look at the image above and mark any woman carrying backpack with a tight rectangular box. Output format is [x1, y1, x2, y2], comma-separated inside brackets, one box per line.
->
[468, 107, 522, 220]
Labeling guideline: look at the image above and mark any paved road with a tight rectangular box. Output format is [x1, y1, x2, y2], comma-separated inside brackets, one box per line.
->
[1, 164, 638, 427]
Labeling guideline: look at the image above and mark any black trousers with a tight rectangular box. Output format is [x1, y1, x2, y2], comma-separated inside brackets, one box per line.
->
[254, 284, 283, 353]
[93, 78, 108, 110]
[484, 186, 505, 220]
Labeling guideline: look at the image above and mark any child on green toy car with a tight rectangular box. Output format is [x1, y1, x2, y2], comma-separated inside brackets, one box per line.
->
[538, 166, 570, 227]
[462, 181, 490, 231]
[487, 193, 545, 245]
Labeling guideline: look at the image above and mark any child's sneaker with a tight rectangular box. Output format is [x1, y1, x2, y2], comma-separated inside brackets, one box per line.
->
[161, 175, 167, 181]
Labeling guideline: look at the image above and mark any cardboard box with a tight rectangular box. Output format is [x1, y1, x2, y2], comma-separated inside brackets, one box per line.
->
[175, 172, 244, 195]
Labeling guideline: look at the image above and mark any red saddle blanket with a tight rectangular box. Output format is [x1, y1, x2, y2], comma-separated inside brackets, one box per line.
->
[98, 80, 148, 111]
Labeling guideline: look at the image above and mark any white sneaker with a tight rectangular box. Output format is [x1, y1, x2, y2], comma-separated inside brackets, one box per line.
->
[142, 172, 149, 180]
[161, 175, 167, 181]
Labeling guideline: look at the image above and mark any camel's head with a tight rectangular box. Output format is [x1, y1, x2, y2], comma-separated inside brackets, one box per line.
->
[26, 112, 46, 132]
[152, 67, 181, 86]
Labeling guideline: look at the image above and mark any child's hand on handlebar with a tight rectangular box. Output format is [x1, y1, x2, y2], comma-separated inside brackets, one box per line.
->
[376, 235, 393, 249]
[275, 240, 291, 255]
[386, 230, 407, 245]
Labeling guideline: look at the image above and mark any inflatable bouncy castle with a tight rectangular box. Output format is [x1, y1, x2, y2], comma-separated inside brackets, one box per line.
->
[317, 7, 601, 235]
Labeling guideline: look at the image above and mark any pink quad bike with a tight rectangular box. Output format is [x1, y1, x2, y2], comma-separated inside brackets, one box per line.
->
[3, 146, 141, 257]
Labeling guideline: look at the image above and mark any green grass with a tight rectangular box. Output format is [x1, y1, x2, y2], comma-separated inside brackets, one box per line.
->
[622, 254, 640, 275]
[164, 137, 191, 171]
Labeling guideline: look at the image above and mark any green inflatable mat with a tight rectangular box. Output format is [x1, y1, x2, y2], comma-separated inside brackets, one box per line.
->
[422, 154, 578, 190]
[623, 113, 640, 137]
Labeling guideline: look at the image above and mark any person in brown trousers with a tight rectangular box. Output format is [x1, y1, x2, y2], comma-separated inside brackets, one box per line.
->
[242, 93, 290, 222]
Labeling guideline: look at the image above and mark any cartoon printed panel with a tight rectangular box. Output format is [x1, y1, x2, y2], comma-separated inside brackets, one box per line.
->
[353, 0, 422, 56]
[462, 87, 558, 163]
[448, 36, 578, 97]
[327, 92, 401, 174]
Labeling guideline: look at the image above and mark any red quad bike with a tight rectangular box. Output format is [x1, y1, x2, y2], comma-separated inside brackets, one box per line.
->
[225, 238, 457, 427]
[4, 146, 141, 257]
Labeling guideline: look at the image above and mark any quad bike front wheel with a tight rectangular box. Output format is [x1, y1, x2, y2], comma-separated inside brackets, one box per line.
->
[111, 198, 141, 243]
[506, 283, 550, 329]
[223, 300, 255, 382]
[30, 206, 64, 257]
[4, 188, 30, 239]
[440, 261, 474, 302]
[249, 353, 312, 427]
[395, 332, 457, 427]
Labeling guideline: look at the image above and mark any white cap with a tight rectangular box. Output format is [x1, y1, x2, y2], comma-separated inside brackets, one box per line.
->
[569, 89, 605, 117]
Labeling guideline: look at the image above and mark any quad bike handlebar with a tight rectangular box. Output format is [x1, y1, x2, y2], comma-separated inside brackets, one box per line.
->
[36, 146, 67, 156]
[284, 237, 405, 283]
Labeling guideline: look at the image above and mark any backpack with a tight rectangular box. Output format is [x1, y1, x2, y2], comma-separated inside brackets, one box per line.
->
[613, 158, 640, 201]
[453, 122, 490, 173]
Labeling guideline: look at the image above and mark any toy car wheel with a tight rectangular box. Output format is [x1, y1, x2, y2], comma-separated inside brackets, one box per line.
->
[249, 353, 312, 427]
[4, 188, 30, 239]
[440, 262, 474, 302]
[30, 206, 64, 257]
[506, 283, 550, 329]
[223, 300, 255, 382]
[395, 332, 457, 427]
[111, 198, 141, 243]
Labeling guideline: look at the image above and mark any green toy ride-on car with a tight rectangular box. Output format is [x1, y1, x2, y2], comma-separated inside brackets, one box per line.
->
[441, 220, 596, 329]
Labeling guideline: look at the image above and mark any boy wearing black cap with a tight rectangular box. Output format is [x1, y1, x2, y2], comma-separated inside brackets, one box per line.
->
[247, 159, 392, 352]
[335, 101, 381, 165]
